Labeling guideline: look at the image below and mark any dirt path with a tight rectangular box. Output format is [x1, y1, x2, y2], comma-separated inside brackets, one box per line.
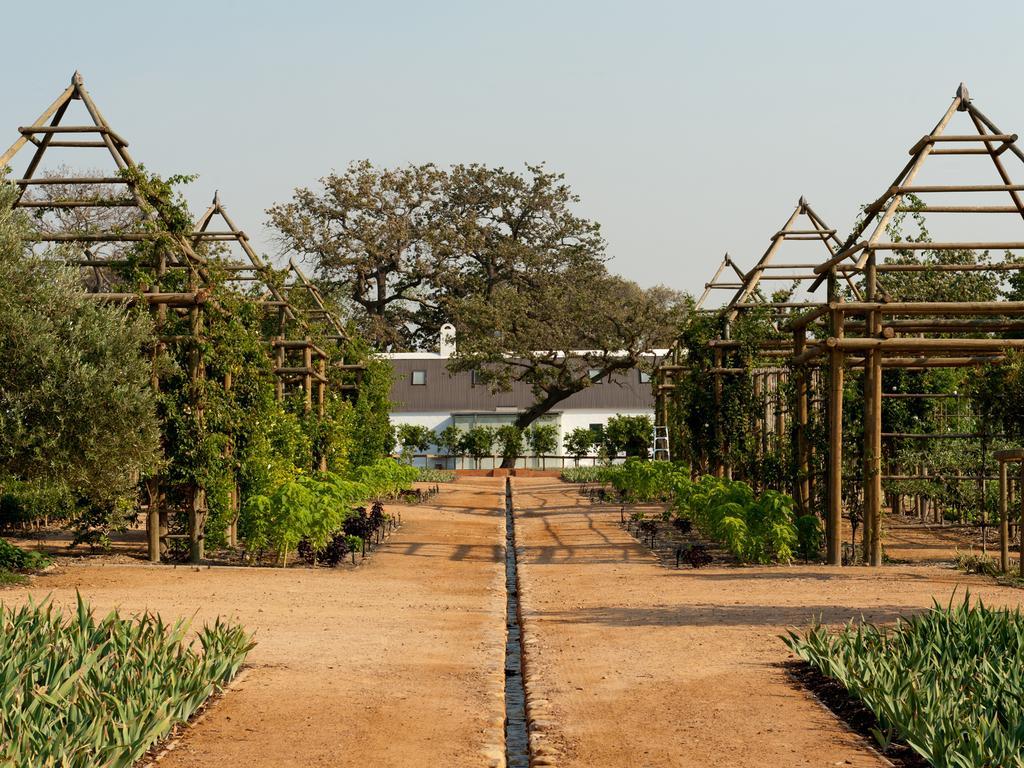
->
[510, 478, 1024, 768]
[2, 479, 508, 768]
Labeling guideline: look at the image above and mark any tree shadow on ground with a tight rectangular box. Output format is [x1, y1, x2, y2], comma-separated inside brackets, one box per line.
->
[534, 602, 922, 628]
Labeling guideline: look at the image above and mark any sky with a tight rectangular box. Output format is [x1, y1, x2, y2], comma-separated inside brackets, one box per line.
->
[4, 0, 1024, 299]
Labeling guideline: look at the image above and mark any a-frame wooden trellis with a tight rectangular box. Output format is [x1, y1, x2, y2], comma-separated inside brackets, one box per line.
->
[192, 194, 345, 422]
[793, 83, 1024, 567]
[1, 73, 364, 562]
[656, 198, 841, 494]
[0, 72, 217, 564]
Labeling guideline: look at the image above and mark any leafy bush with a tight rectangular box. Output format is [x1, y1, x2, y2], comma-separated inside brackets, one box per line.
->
[395, 423, 433, 456]
[953, 550, 1000, 577]
[494, 425, 524, 464]
[673, 476, 797, 564]
[795, 515, 823, 563]
[459, 426, 495, 468]
[563, 427, 596, 463]
[241, 459, 416, 565]
[785, 596, 1024, 767]
[607, 459, 685, 502]
[417, 468, 456, 483]
[0, 539, 50, 572]
[0, 595, 253, 767]
[603, 414, 653, 458]
[524, 424, 559, 456]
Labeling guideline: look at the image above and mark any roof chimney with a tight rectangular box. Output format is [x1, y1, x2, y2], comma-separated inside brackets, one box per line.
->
[439, 323, 456, 357]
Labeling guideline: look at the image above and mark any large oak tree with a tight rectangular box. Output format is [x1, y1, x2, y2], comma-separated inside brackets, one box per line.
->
[268, 160, 444, 350]
[448, 266, 686, 466]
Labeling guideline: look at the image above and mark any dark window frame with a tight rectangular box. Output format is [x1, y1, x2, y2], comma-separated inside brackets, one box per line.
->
[411, 369, 427, 386]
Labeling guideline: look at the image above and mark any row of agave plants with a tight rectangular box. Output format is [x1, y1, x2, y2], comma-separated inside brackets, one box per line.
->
[0, 595, 253, 768]
[563, 460, 822, 564]
[787, 595, 1024, 768]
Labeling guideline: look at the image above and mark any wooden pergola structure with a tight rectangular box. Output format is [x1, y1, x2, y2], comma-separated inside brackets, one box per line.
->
[655, 197, 841, 503]
[791, 83, 1024, 566]
[1, 72, 363, 562]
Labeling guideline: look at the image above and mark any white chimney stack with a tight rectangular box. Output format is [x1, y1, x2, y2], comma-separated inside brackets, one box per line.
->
[439, 323, 456, 357]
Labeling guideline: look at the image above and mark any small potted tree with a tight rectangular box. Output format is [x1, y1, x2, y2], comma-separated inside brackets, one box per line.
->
[564, 427, 595, 466]
[524, 424, 559, 469]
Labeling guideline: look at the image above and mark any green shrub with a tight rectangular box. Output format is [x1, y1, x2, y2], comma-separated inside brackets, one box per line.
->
[0, 539, 50, 572]
[795, 515, 822, 563]
[241, 458, 417, 565]
[607, 459, 686, 502]
[417, 468, 456, 483]
[494, 425, 524, 463]
[786, 596, 1024, 766]
[0, 594, 253, 767]
[954, 550, 1000, 577]
[673, 475, 797, 564]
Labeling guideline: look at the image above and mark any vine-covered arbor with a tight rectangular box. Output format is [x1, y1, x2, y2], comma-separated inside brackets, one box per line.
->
[793, 83, 1024, 566]
[660, 83, 1024, 569]
[656, 197, 842, 506]
[1, 72, 365, 562]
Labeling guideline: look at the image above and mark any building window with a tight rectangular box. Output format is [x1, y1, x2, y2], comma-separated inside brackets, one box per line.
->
[639, 370, 651, 384]
[411, 370, 427, 386]
[588, 369, 603, 383]
[471, 369, 484, 386]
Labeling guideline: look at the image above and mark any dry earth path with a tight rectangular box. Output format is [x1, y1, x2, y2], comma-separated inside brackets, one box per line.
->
[510, 477, 1024, 768]
[4, 479, 508, 768]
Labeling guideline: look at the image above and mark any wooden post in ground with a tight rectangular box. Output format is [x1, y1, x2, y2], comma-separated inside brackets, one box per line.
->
[1019, 461, 1024, 579]
[1000, 458, 1009, 572]
[713, 347, 724, 478]
[303, 338, 313, 414]
[827, 298, 845, 566]
[275, 337, 285, 401]
[793, 330, 810, 517]
[318, 355, 328, 471]
[868, 326, 883, 565]
[188, 299, 206, 564]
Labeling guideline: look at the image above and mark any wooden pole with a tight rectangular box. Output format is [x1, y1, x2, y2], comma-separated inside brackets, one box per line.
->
[868, 336, 883, 564]
[303, 339, 313, 414]
[714, 347, 724, 478]
[1000, 459, 1009, 572]
[794, 331, 810, 516]
[188, 300, 206, 564]
[827, 299, 844, 566]
[275, 337, 285, 401]
[1019, 462, 1024, 579]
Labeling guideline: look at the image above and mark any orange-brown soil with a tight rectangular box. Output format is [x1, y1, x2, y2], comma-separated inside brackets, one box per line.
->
[3, 477, 1021, 767]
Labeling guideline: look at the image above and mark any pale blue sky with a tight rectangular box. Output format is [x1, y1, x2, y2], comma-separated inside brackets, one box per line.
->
[4, 1, 1024, 298]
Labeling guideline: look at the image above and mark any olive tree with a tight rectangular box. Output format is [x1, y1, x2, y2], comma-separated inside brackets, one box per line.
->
[0, 184, 161, 516]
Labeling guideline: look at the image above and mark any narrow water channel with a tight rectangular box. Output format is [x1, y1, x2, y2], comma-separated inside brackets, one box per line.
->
[504, 477, 530, 768]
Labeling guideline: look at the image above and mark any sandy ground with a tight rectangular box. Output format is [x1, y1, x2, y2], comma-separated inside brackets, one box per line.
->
[4, 477, 1024, 767]
[510, 478, 1024, 768]
[2, 479, 508, 768]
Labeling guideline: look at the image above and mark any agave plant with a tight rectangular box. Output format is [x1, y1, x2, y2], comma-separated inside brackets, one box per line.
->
[786, 594, 1024, 768]
[0, 594, 254, 768]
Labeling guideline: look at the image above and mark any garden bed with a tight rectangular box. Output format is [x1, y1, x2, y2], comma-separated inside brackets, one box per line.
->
[786, 598, 1024, 767]
[0, 596, 252, 766]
